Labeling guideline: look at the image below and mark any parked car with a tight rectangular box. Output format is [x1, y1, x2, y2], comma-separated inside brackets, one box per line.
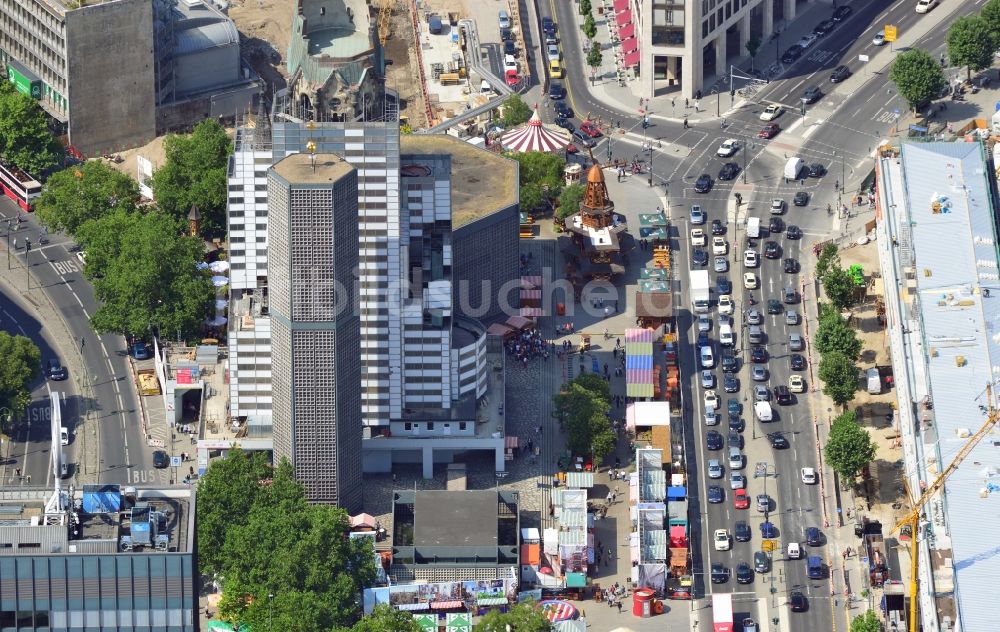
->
[790, 354, 806, 370]
[735, 520, 751, 541]
[760, 521, 778, 538]
[736, 562, 754, 584]
[781, 45, 803, 64]
[872, 32, 886, 46]
[801, 467, 818, 484]
[832, 5, 852, 20]
[793, 191, 810, 206]
[770, 198, 786, 214]
[797, 33, 819, 49]
[784, 258, 799, 274]
[708, 459, 723, 478]
[813, 19, 836, 36]
[554, 101, 572, 119]
[734, 488, 749, 509]
[707, 430, 723, 450]
[786, 225, 802, 239]
[712, 219, 725, 234]
[549, 82, 564, 99]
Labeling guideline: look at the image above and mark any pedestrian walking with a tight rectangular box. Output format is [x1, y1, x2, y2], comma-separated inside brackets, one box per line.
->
[685, 98, 689, 108]
[617, 601, 623, 614]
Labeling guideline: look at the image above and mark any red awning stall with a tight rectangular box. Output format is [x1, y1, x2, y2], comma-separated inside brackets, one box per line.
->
[622, 37, 638, 53]
[616, 9, 632, 26]
[624, 50, 641, 68]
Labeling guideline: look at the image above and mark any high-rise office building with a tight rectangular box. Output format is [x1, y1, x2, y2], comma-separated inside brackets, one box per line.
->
[225, 102, 519, 483]
[267, 152, 362, 509]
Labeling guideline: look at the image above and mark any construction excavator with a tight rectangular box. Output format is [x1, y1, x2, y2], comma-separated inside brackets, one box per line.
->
[891, 384, 1000, 632]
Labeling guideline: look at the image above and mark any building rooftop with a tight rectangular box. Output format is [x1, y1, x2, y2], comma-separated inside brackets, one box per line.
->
[0, 486, 193, 556]
[413, 490, 498, 548]
[401, 135, 518, 229]
[271, 152, 354, 185]
[889, 141, 1000, 632]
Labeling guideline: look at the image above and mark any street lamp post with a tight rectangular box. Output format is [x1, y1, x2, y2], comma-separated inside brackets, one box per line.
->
[775, 31, 780, 65]
[711, 87, 720, 117]
[648, 145, 655, 187]
[5, 220, 11, 270]
[742, 136, 748, 185]
[24, 238, 31, 290]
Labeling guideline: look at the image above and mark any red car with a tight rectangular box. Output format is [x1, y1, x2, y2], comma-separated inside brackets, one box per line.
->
[505, 69, 520, 87]
[758, 123, 780, 139]
[734, 488, 749, 509]
[579, 122, 603, 138]
[565, 143, 579, 153]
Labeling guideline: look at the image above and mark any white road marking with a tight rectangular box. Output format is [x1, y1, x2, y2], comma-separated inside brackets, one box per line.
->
[801, 119, 825, 139]
[785, 118, 805, 134]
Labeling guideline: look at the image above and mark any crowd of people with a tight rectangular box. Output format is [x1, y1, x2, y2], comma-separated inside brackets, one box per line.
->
[504, 328, 549, 366]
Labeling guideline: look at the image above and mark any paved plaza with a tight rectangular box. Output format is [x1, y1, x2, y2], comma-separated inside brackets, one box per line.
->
[360, 166, 691, 627]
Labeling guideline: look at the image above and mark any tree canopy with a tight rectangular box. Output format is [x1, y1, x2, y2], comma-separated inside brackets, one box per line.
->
[196, 448, 274, 576]
[582, 13, 597, 39]
[509, 151, 565, 212]
[826, 411, 877, 483]
[85, 211, 215, 339]
[34, 161, 141, 235]
[0, 332, 41, 433]
[0, 82, 64, 175]
[579, 0, 592, 15]
[552, 374, 615, 462]
[474, 602, 553, 632]
[850, 610, 883, 632]
[206, 458, 376, 631]
[500, 94, 533, 128]
[818, 351, 858, 407]
[150, 119, 231, 235]
[557, 183, 584, 221]
[947, 15, 997, 79]
[347, 605, 421, 632]
[889, 49, 947, 111]
[821, 264, 857, 311]
[586, 42, 603, 72]
[814, 306, 862, 360]
[982, 0, 1000, 43]
[815, 243, 840, 279]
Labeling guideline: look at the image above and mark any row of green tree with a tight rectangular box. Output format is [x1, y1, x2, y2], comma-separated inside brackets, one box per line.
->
[198, 448, 553, 631]
[811, 246, 879, 484]
[33, 120, 231, 341]
[0, 81, 64, 176]
[0, 332, 41, 434]
[814, 245, 862, 408]
[552, 373, 617, 463]
[890, 0, 1000, 110]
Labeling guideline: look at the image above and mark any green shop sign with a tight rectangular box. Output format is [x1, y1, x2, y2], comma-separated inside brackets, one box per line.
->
[6, 61, 42, 99]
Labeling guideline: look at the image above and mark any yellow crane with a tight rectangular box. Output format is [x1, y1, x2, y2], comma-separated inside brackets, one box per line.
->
[377, 0, 395, 44]
[890, 386, 1000, 632]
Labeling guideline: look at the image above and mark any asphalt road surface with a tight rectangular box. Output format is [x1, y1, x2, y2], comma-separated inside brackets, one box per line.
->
[0, 196, 151, 486]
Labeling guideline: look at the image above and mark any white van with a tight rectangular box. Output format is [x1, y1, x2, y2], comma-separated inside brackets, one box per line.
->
[746, 216, 761, 239]
[866, 368, 881, 394]
[784, 157, 805, 181]
[480, 80, 494, 95]
[754, 401, 773, 422]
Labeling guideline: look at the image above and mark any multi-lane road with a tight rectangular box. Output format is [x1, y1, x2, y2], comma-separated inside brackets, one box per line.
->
[524, 0, 984, 628]
[0, 196, 153, 487]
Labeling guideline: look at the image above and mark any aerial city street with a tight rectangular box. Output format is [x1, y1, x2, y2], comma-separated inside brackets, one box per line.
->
[1, 0, 1000, 630]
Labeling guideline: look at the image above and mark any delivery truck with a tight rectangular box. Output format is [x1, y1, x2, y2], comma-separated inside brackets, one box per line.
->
[690, 269, 711, 313]
[712, 593, 733, 632]
[746, 216, 760, 239]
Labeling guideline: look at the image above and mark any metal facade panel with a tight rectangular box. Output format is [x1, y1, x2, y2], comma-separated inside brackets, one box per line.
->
[900, 141, 1000, 632]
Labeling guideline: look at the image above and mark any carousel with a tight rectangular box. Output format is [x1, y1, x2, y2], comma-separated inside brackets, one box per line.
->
[501, 106, 571, 153]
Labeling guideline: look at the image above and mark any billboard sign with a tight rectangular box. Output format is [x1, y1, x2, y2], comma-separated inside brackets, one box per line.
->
[6, 61, 41, 99]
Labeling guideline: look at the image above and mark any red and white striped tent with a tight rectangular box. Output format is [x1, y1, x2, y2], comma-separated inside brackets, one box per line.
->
[501, 106, 570, 153]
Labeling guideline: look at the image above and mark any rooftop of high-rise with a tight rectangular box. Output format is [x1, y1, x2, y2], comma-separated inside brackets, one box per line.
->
[401, 135, 518, 229]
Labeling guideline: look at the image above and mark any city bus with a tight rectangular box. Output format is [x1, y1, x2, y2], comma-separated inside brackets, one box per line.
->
[0, 159, 42, 210]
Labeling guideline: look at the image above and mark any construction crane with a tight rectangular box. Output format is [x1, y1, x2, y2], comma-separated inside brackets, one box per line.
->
[891, 385, 1000, 632]
[376, 0, 395, 44]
